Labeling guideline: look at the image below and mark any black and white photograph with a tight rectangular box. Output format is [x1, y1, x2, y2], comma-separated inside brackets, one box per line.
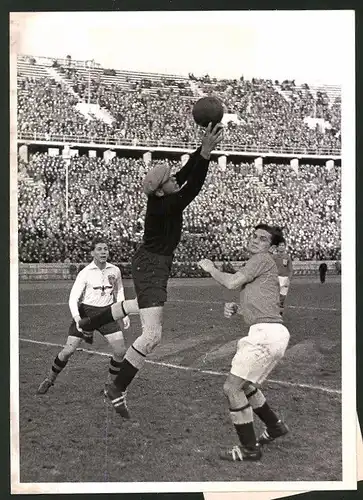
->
[10, 10, 356, 495]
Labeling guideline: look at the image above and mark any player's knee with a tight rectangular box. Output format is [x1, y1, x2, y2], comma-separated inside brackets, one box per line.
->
[108, 333, 126, 359]
[223, 380, 237, 399]
[112, 345, 126, 360]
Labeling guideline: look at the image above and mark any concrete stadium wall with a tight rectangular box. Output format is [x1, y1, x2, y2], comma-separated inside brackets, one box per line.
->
[228, 260, 340, 275]
[18, 261, 341, 281]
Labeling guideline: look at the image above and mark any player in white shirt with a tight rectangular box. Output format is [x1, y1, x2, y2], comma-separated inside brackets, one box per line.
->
[37, 238, 130, 394]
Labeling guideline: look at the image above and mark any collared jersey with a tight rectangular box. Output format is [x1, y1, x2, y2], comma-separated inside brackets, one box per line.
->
[239, 252, 282, 326]
[68, 261, 125, 319]
[272, 252, 293, 278]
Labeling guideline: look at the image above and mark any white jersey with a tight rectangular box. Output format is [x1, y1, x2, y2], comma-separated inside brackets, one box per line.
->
[68, 261, 125, 319]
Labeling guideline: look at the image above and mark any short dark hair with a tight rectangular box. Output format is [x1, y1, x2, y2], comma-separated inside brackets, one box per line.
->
[91, 237, 108, 250]
[255, 224, 285, 246]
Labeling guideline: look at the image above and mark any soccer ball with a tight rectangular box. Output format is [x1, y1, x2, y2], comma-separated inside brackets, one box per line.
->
[192, 96, 224, 128]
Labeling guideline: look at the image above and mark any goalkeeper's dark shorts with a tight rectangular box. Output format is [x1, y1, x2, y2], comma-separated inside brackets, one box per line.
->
[69, 303, 120, 338]
[132, 245, 173, 309]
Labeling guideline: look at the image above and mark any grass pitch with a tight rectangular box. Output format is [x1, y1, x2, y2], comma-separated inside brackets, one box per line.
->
[18, 277, 341, 482]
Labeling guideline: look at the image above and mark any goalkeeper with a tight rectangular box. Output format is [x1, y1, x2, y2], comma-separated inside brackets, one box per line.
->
[78, 123, 223, 418]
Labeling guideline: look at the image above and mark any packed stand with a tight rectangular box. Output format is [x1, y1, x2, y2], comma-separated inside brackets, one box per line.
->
[18, 153, 341, 266]
[194, 76, 341, 152]
[17, 77, 116, 139]
[17, 66, 341, 152]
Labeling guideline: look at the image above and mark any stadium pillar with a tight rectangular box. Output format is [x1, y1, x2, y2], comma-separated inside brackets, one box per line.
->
[143, 151, 152, 166]
[19, 144, 28, 163]
[62, 144, 71, 159]
[48, 148, 60, 157]
[181, 154, 190, 166]
[254, 157, 263, 175]
[290, 158, 299, 174]
[326, 159, 334, 172]
[218, 155, 227, 171]
[104, 149, 116, 164]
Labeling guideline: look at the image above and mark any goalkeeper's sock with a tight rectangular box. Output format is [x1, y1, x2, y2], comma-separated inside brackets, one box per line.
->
[113, 358, 139, 392]
[111, 344, 146, 392]
[80, 306, 115, 331]
[245, 386, 279, 427]
[111, 301, 128, 320]
[108, 357, 123, 382]
[49, 355, 68, 383]
[84, 301, 127, 330]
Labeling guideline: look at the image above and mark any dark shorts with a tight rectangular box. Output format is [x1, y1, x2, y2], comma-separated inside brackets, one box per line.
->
[132, 245, 173, 309]
[69, 303, 121, 338]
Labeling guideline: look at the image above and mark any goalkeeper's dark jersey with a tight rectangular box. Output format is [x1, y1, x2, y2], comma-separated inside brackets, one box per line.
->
[142, 148, 210, 256]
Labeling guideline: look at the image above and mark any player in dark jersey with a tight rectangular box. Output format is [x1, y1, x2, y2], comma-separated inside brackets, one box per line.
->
[319, 262, 328, 283]
[272, 238, 293, 315]
[78, 123, 223, 418]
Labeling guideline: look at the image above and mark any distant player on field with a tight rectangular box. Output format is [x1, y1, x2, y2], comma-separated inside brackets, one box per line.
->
[319, 262, 328, 283]
[77, 123, 224, 418]
[199, 224, 290, 462]
[272, 238, 293, 315]
[37, 238, 130, 394]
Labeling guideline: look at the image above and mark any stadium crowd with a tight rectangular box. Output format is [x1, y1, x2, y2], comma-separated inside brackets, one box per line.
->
[17, 70, 341, 152]
[17, 77, 112, 139]
[18, 153, 341, 265]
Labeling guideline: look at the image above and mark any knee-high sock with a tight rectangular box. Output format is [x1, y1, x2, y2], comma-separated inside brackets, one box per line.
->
[49, 355, 68, 382]
[108, 357, 123, 382]
[244, 385, 279, 427]
[81, 302, 127, 331]
[112, 324, 162, 392]
[229, 392, 257, 449]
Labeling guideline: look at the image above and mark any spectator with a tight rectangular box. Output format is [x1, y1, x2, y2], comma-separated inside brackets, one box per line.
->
[18, 153, 341, 265]
[17, 68, 341, 153]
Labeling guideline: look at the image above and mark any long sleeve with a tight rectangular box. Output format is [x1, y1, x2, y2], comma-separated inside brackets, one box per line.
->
[68, 270, 87, 319]
[174, 147, 201, 187]
[115, 267, 125, 303]
[161, 153, 210, 213]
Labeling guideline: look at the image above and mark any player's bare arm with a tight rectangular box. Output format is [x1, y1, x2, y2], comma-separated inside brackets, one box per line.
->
[198, 259, 248, 290]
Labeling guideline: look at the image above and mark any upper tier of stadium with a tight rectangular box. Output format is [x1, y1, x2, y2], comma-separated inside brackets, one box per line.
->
[17, 54, 341, 156]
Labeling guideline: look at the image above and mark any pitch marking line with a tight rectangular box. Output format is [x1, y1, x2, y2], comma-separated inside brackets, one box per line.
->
[19, 337, 341, 396]
[172, 300, 339, 312]
[19, 301, 339, 312]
